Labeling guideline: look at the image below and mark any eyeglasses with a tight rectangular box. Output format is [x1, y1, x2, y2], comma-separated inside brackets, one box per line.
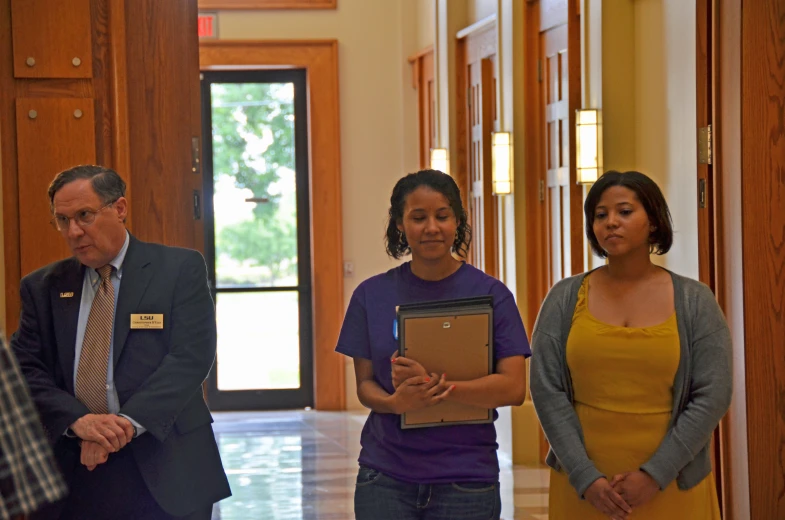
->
[50, 200, 117, 232]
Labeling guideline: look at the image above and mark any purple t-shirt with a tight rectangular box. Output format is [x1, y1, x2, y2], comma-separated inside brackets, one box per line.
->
[335, 262, 531, 484]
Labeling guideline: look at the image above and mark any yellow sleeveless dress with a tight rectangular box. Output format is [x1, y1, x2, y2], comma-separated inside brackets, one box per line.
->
[548, 277, 720, 519]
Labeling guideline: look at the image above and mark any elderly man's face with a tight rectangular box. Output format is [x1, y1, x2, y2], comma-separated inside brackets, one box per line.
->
[52, 179, 128, 269]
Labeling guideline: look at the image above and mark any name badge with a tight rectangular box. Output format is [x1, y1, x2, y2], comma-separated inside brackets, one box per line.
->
[60, 292, 74, 298]
[130, 314, 164, 329]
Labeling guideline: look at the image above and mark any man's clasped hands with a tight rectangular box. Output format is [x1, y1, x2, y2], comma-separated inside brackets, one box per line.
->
[70, 414, 135, 471]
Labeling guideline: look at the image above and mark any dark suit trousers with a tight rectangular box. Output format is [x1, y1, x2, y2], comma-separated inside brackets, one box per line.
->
[34, 447, 212, 520]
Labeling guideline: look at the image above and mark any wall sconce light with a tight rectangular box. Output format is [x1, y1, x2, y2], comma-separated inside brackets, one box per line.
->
[430, 148, 450, 175]
[576, 109, 602, 184]
[491, 132, 513, 195]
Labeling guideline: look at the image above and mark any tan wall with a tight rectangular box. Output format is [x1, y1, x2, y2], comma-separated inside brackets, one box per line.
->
[416, 0, 436, 50]
[583, 0, 698, 277]
[217, 0, 422, 409]
[633, 0, 698, 278]
[467, 0, 497, 24]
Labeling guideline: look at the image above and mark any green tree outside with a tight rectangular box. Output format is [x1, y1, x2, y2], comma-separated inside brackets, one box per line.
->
[210, 82, 299, 287]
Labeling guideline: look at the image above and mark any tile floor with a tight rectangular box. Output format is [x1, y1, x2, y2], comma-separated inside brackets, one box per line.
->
[210, 410, 549, 520]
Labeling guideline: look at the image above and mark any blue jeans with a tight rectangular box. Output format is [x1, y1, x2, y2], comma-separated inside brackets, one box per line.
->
[354, 465, 501, 520]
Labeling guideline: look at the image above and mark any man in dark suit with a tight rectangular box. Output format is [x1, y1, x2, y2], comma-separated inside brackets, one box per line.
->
[11, 165, 231, 520]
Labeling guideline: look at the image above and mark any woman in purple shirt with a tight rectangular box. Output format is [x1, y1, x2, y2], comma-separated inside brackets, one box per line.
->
[336, 170, 531, 520]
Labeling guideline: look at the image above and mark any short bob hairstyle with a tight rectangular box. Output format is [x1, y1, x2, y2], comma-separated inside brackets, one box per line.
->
[584, 170, 674, 258]
[385, 169, 472, 259]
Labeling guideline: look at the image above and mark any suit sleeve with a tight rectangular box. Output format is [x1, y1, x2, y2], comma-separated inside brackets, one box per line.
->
[11, 278, 90, 443]
[118, 250, 216, 442]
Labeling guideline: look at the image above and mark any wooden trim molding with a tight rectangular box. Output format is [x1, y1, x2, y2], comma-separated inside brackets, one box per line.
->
[200, 40, 345, 411]
[197, 0, 335, 10]
[566, 0, 583, 275]
[456, 14, 497, 40]
[407, 44, 434, 64]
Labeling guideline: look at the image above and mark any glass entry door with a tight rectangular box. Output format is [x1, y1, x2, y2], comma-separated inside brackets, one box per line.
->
[201, 69, 313, 410]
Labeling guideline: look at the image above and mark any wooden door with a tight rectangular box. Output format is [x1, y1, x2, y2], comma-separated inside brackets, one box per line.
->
[524, 0, 582, 462]
[458, 24, 499, 278]
[409, 47, 435, 170]
[540, 13, 582, 286]
[695, 0, 728, 512]
[468, 58, 498, 277]
[123, 0, 203, 252]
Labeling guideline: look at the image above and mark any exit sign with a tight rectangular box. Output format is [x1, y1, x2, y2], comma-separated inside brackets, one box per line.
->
[198, 13, 218, 39]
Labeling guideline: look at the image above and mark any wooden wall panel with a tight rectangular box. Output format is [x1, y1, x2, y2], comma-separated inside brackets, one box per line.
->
[741, 1, 785, 517]
[200, 40, 344, 411]
[15, 98, 96, 276]
[2, 0, 202, 333]
[11, 0, 93, 79]
[123, 0, 201, 251]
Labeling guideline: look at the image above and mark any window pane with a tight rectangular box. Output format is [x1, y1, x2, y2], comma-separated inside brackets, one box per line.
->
[216, 291, 300, 390]
[210, 82, 298, 288]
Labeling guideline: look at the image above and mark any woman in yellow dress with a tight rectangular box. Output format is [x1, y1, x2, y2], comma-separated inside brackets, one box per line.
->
[530, 171, 732, 519]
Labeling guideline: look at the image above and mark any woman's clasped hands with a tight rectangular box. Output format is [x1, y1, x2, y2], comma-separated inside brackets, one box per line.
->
[389, 354, 455, 414]
[585, 469, 660, 519]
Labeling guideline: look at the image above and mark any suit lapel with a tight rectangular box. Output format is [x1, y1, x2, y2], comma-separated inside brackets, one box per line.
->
[113, 236, 153, 365]
[51, 259, 85, 394]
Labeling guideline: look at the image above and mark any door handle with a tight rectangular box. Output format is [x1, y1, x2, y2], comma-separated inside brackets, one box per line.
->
[193, 190, 202, 220]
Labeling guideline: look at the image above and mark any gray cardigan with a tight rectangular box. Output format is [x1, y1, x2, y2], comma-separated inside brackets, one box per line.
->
[529, 269, 732, 497]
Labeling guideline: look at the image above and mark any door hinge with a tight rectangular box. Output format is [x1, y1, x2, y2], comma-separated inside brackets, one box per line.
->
[698, 124, 712, 164]
[191, 136, 200, 175]
[539, 179, 545, 202]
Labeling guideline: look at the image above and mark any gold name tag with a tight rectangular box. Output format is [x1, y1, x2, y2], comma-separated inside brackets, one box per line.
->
[60, 292, 74, 298]
[130, 314, 164, 329]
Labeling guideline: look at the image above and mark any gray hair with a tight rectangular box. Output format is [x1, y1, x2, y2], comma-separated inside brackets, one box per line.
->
[47, 165, 126, 213]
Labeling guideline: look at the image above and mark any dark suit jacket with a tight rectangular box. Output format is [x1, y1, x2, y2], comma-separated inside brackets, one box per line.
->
[11, 235, 231, 517]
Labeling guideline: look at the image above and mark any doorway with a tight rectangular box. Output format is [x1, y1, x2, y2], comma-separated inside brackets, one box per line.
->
[201, 69, 313, 410]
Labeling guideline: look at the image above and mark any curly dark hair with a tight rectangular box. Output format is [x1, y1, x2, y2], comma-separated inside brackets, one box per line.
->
[584, 170, 674, 258]
[385, 169, 472, 259]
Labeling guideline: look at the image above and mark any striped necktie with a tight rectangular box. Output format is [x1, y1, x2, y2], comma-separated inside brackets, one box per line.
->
[75, 264, 115, 414]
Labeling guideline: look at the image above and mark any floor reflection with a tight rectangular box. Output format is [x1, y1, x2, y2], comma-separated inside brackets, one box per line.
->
[210, 410, 549, 520]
